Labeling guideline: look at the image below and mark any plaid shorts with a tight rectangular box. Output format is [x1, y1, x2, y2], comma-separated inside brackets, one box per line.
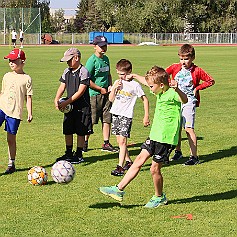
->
[111, 114, 132, 138]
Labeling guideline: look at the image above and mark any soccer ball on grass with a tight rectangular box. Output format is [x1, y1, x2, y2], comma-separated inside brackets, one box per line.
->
[51, 160, 75, 184]
[28, 166, 48, 186]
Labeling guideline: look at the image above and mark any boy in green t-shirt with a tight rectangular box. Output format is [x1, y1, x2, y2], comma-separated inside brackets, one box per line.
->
[99, 66, 187, 208]
[84, 36, 117, 152]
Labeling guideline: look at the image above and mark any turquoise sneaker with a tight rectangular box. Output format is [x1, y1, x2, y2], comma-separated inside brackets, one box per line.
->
[99, 185, 125, 202]
[144, 193, 168, 208]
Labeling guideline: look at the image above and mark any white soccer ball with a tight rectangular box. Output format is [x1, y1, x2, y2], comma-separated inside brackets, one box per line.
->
[28, 166, 48, 186]
[59, 97, 73, 113]
[51, 160, 76, 184]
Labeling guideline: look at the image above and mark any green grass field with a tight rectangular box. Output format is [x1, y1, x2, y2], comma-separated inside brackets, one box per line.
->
[0, 45, 236, 237]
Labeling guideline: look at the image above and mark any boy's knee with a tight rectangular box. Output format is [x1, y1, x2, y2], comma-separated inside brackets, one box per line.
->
[185, 127, 195, 134]
[150, 163, 161, 175]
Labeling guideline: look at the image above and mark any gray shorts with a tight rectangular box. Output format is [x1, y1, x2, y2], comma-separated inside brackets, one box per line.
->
[181, 101, 196, 129]
[111, 115, 132, 138]
[90, 94, 112, 124]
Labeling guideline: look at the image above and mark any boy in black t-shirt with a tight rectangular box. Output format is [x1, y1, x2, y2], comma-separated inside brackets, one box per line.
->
[54, 48, 92, 164]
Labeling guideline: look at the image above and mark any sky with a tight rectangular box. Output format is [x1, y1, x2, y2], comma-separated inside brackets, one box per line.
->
[49, 0, 79, 16]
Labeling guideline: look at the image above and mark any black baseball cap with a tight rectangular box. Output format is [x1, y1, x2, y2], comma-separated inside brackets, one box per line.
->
[93, 36, 108, 47]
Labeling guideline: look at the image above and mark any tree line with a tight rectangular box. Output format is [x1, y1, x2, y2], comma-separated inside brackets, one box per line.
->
[1, 0, 237, 33]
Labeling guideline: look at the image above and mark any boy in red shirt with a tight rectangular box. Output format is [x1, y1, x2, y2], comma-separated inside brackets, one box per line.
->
[166, 44, 215, 165]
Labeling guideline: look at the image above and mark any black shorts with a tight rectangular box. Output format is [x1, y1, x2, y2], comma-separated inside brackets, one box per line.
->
[12, 39, 16, 43]
[63, 107, 93, 136]
[20, 38, 23, 42]
[141, 138, 175, 164]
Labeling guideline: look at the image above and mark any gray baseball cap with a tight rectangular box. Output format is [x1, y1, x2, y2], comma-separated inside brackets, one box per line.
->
[60, 48, 81, 62]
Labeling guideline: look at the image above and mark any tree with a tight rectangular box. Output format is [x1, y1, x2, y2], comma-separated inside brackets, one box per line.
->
[50, 9, 65, 32]
[74, 0, 104, 33]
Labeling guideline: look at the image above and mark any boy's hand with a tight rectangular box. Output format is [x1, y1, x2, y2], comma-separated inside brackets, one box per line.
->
[125, 74, 133, 81]
[55, 100, 59, 110]
[114, 79, 122, 90]
[58, 100, 67, 111]
[100, 87, 108, 94]
[143, 116, 150, 127]
[169, 80, 178, 91]
[27, 115, 33, 123]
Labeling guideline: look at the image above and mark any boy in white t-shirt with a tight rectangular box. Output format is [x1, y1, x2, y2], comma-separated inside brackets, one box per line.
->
[109, 59, 150, 176]
[11, 29, 17, 48]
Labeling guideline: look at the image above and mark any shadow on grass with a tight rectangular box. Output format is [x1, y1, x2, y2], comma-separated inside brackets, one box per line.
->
[169, 189, 237, 204]
[181, 136, 204, 141]
[200, 146, 237, 163]
[90, 190, 237, 209]
[89, 202, 141, 209]
[0, 162, 55, 176]
[149, 145, 237, 167]
[83, 143, 143, 166]
[16, 162, 55, 172]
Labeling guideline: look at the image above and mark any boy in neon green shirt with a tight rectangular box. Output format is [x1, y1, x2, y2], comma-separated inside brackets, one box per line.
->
[100, 66, 187, 208]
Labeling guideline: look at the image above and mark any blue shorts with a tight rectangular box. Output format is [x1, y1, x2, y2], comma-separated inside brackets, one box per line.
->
[0, 110, 21, 135]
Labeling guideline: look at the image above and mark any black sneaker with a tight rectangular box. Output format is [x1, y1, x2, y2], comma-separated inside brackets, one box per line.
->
[82, 142, 88, 152]
[183, 156, 200, 166]
[111, 165, 125, 176]
[5, 164, 16, 174]
[67, 153, 84, 164]
[101, 143, 118, 152]
[56, 152, 74, 162]
[170, 150, 183, 161]
[123, 161, 133, 170]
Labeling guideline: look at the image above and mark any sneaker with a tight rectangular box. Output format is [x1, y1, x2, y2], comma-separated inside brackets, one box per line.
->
[67, 153, 84, 164]
[5, 164, 16, 174]
[101, 143, 118, 152]
[144, 193, 168, 208]
[183, 156, 200, 165]
[123, 161, 133, 170]
[111, 165, 125, 176]
[82, 142, 88, 152]
[99, 185, 125, 202]
[170, 150, 183, 161]
[56, 152, 74, 162]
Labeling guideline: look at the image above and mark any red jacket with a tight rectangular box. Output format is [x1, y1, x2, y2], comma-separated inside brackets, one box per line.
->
[166, 63, 215, 107]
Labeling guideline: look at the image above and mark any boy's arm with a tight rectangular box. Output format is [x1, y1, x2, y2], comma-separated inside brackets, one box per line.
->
[89, 80, 107, 94]
[59, 84, 87, 110]
[140, 95, 150, 127]
[194, 67, 215, 93]
[26, 95, 33, 122]
[109, 80, 122, 102]
[108, 72, 113, 91]
[129, 74, 148, 86]
[169, 80, 188, 104]
[67, 84, 87, 104]
[54, 82, 66, 110]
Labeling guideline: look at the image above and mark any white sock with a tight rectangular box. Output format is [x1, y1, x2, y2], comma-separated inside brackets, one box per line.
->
[8, 158, 15, 167]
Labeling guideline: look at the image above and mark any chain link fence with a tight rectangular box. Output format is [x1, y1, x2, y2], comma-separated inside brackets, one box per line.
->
[1, 32, 237, 45]
[0, 8, 41, 45]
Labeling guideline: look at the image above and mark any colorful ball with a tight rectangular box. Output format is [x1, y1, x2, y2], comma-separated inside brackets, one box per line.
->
[28, 166, 48, 186]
